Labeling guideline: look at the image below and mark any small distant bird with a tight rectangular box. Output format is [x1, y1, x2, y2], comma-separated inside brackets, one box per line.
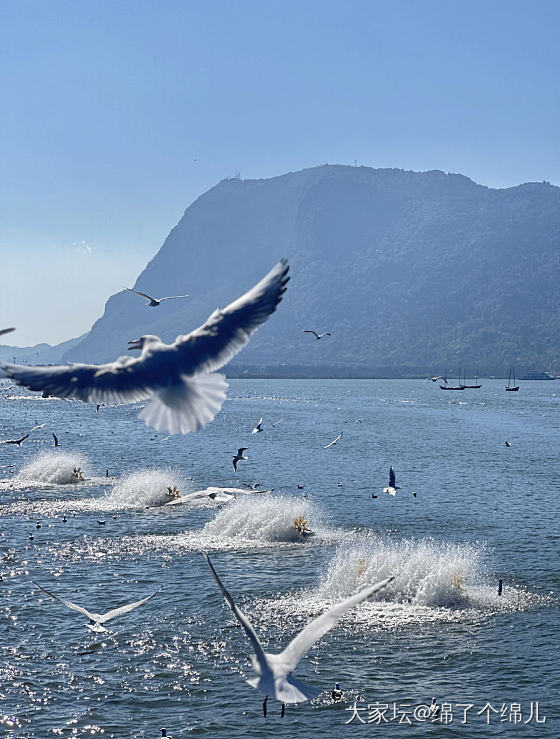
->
[52, 433, 60, 447]
[96, 404, 101, 412]
[161, 730, 172, 738]
[505, 440, 511, 447]
[355, 419, 362, 423]
[33, 581, 161, 632]
[0, 434, 29, 447]
[62, 515, 67, 523]
[412, 491, 417, 498]
[337, 482, 343, 487]
[297, 485, 305, 490]
[303, 330, 331, 340]
[98, 520, 106, 525]
[371, 493, 378, 499]
[324, 432, 342, 449]
[204, 553, 393, 718]
[30, 423, 46, 432]
[3, 261, 289, 436]
[232, 448, 248, 472]
[252, 418, 263, 435]
[29, 534, 34, 541]
[331, 683, 343, 701]
[271, 418, 284, 427]
[0, 327, 15, 337]
[123, 287, 189, 307]
[383, 466, 400, 496]
[36, 522, 41, 529]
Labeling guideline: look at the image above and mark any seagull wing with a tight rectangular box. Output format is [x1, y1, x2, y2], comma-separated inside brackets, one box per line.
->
[204, 554, 269, 674]
[237, 447, 248, 455]
[324, 433, 342, 448]
[34, 582, 97, 621]
[0, 327, 15, 337]
[160, 260, 289, 376]
[158, 295, 189, 301]
[0, 355, 155, 405]
[124, 287, 155, 301]
[304, 330, 320, 339]
[97, 587, 161, 624]
[276, 577, 394, 675]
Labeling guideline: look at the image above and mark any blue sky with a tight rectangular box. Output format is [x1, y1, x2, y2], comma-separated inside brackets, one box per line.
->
[1, 0, 558, 346]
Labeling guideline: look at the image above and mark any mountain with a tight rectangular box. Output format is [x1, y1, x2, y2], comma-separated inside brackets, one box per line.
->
[0, 333, 87, 365]
[63, 165, 560, 376]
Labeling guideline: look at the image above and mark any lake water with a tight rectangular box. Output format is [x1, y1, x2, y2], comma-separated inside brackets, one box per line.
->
[1, 378, 558, 737]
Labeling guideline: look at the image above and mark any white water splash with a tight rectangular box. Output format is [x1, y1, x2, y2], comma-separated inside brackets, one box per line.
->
[198, 494, 332, 546]
[105, 469, 186, 508]
[12, 450, 90, 486]
[252, 536, 548, 633]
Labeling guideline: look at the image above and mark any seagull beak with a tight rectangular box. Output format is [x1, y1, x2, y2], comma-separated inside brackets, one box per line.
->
[128, 338, 142, 351]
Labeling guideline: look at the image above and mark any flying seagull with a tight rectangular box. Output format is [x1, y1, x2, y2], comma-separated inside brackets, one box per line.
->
[271, 418, 284, 427]
[204, 553, 393, 717]
[1, 260, 290, 435]
[233, 448, 248, 472]
[123, 287, 189, 307]
[33, 581, 161, 632]
[252, 418, 263, 435]
[303, 330, 331, 340]
[0, 434, 29, 447]
[428, 375, 447, 383]
[0, 327, 15, 338]
[324, 432, 342, 449]
[383, 466, 400, 496]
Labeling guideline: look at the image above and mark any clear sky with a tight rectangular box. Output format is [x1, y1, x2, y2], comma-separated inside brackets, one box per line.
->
[1, 0, 558, 346]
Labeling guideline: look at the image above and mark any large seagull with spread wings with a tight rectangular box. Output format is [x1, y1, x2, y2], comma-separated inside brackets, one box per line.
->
[1, 261, 289, 435]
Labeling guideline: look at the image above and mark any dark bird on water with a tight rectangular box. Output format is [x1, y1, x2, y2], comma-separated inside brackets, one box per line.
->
[52, 433, 60, 447]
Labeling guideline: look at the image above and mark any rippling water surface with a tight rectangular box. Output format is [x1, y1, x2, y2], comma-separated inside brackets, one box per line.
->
[1, 378, 558, 737]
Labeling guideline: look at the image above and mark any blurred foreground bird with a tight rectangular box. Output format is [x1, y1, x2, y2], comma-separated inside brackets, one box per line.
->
[2, 261, 289, 435]
[204, 553, 393, 717]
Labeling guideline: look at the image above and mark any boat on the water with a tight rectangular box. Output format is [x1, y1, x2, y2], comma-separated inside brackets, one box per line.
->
[519, 371, 556, 380]
[463, 369, 481, 389]
[506, 366, 520, 392]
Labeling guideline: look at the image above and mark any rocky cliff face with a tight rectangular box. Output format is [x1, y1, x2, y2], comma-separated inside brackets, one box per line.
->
[63, 165, 560, 375]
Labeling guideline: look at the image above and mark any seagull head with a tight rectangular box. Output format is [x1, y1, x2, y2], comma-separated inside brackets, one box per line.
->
[127, 334, 160, 351]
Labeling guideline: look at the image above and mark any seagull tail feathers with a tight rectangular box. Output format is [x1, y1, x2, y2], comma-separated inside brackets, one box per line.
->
[138, 373, 228, 435]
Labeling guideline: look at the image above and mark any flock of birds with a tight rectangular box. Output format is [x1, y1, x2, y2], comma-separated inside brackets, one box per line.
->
[0, 261, 404, 723]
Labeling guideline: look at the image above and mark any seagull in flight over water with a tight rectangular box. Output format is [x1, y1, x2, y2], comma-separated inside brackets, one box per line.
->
[303, 330, 331, 340]
[1, 261, 289, 435]
[233, 448, 248, 472]
[33, 581, 161, 632]
[123, 287, 189, 307]
[252, 418, 263, 435]
[324, 432, 342, 449]
[204, 553, 393, 717]
[0, 434, 29, 447]
[383, 466, 400, 496]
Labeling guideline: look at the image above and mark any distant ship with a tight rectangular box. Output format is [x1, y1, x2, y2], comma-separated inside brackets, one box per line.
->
[440, 370, 465, 390]
[462, 369, 481, 389]
[519, 371, 556, 380]
[506, 366, 520, 392]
